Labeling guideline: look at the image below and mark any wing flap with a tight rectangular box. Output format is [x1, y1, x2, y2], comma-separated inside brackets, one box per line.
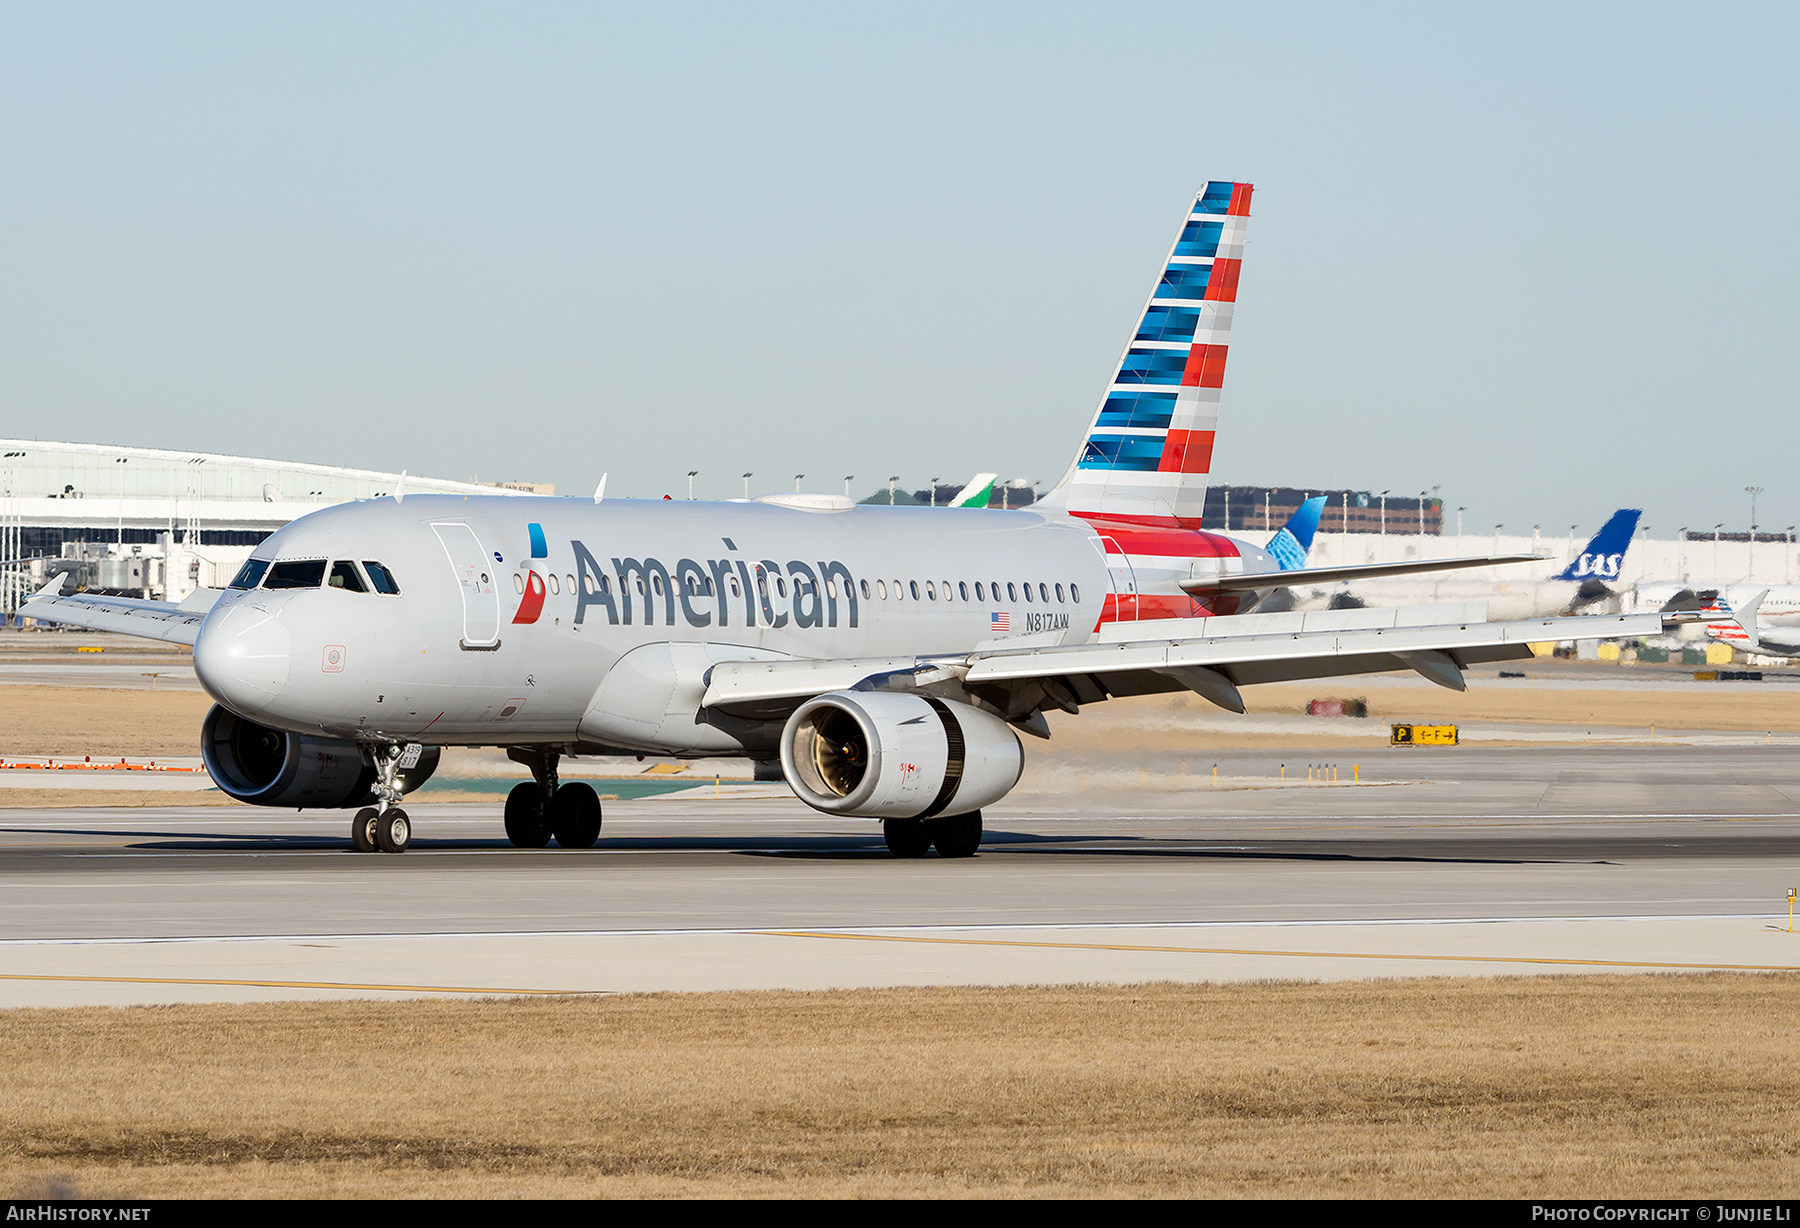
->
[700, 612, 1664, 709]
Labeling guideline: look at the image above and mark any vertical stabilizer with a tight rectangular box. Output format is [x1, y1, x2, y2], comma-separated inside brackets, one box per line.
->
[1265, 495, 1327, 571]
[1551, 509, 1642, 582]
[1046, 181, 1252, 525]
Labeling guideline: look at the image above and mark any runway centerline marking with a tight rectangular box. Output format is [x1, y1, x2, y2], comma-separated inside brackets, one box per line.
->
[767, 929, 1800, 973]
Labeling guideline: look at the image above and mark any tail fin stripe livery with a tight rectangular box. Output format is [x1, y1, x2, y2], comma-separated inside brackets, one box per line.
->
[1051, 180, 1251, 524]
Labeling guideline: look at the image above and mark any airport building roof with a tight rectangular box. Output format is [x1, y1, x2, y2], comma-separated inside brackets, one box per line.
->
[0, 439, 542, 542]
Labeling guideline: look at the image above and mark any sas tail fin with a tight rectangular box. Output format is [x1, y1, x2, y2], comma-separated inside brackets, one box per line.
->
[1265, 495, 1327, 571]
[1552, 509, 1642, 582]
[1045, 180, 1252, 525]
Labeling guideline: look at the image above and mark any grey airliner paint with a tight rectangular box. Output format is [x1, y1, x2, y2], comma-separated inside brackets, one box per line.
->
[193, 495, 1110, 755]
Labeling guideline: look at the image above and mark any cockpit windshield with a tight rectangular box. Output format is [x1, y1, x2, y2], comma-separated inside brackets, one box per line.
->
[264, 560, 327, 590]
[228, 559, 270, 590]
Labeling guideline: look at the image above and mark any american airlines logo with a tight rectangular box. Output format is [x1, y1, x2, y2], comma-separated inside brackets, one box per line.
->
[1570, 552, 1623, 580]
[566, 539, 858, 631]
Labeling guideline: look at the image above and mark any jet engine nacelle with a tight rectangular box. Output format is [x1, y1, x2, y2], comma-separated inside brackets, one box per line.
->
[780, 691, 1023, 819]
[200, 704, 440, 808]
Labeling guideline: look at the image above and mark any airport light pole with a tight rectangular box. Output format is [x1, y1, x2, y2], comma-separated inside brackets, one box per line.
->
[1714, 523, 1724, 584]
[1678, 527, 1688, 583]
[1380, 491, 1389, 535]
[888, 476, 899, 506]
[742, 472, 752, 500]
[1457, 506, 1466, 552]
[1747, 486, 1764, 580]
[930, 478, 939, 508]
[1493, 524, 1503, 559]
[686, 471, 697, 501]
[795, 473, 804, 493]
[1420, 491, 1428, 539]
[1265, 487, 1273, 532]
[1342, 490, 1350, 536]
[843, 475, 854, 498]
[1533, 524, 1540, 556]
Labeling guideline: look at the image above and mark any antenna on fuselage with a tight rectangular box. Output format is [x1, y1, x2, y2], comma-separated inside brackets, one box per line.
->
[394, 470, 407, 504]
[594, 473, 608, 504]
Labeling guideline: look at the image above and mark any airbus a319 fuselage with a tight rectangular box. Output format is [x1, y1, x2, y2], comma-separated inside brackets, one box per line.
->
[198, 495, 1113, 753]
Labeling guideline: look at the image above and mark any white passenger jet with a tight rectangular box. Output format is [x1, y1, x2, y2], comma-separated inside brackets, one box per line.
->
[23, 181, 1664, 856]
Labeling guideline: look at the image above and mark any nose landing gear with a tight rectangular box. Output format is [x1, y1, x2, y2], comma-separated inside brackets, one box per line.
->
[504, 749, 604, 849]
[350, 742, 416, 853]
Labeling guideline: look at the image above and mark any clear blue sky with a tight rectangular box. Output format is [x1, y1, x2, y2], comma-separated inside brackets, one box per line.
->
[2, 3, 1795, 536]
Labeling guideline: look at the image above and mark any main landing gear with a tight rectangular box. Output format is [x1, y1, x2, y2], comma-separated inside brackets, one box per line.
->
[503, 749, 603, 849]
[351, 743, 414, 854]
[882, 811, 982, 859]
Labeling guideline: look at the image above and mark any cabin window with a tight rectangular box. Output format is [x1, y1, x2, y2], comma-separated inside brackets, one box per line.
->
[974, 582, 984, 601]
[909, 581, 920, 601]
[228, 559, 270, 590]
[1071, 584, 1081, 603]
[876, 579, 888, 600]
[860, 579, 870, 599]
[548, 574, 560, 595]
[826, 579, 837, 600]
[1039, 583, 1049, 603]
[582, 573, 596, 596]
[265, 560, 327, 589]
[1023, 582, 1034, 603]
[925, 581, 936, 601]
[892, 579, 903, 601]
[653, 573, 664, 597]
[730, 575, 742, 598]
[959, 581, 969, 601]
[776, 576, 787, 598]
[512, 573, 525, 595]
[1055, 583, 1064, 603]
[942, 580, 952, 600]
[1006, 582, 1017, 602]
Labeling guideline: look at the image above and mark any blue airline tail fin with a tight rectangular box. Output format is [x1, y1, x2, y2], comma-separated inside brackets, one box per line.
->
[1552, 509, 1642, 582]
[1265, 496, 1328, 572]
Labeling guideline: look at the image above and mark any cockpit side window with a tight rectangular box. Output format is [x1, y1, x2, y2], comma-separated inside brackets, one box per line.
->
[362, 561, 402, 595]
[328, 561, 368, 592]
[228, 559, 270, 590]
[264, 560, 327, 589]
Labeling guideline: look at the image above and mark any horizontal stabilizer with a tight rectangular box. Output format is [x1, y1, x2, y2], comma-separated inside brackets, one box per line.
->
[1182, 553, 1546, 595]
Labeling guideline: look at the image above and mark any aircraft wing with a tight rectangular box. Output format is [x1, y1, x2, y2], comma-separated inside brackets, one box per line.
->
[702, 609, 1665, 721]
[1183, 553, 1546, 595]
[17, 576, 217, 646]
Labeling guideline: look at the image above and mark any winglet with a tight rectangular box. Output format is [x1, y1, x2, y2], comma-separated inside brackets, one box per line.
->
[594, 473, 608, 504]
[1734, 589, 1768, 651]
[30, 573, 68, 599]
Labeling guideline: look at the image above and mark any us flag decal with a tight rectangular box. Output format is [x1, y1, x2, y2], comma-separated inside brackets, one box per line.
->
[990, 612, 1010, 633]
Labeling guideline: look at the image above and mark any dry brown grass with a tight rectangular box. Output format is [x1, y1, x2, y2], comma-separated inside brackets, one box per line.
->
[2, 975, 1796, 1199]
[0, 688, 215, 757]
[0, 789, 233, 809]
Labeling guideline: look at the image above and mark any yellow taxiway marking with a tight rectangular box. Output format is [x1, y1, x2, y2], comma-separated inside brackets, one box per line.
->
[0, 972, 592, 995]
[770, 930, 1800, 973]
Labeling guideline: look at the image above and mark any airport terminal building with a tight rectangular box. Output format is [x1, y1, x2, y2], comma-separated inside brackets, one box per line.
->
[0, 440, 541, 613]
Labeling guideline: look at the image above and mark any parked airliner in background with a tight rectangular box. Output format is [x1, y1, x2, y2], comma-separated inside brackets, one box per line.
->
[1697, 591, 1800, 659]
[23, 181, 1663, 857]
[1285, 509, 1643, 621]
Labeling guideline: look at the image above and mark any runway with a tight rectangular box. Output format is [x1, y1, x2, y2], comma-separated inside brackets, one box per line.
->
[3, 745, 1798, 1005]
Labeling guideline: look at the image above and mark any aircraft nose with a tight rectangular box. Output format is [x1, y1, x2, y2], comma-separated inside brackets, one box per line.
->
[194, 601, 293, 713]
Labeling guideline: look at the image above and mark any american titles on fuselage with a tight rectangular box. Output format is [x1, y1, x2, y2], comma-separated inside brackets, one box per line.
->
[229, 523, 1089, 634]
